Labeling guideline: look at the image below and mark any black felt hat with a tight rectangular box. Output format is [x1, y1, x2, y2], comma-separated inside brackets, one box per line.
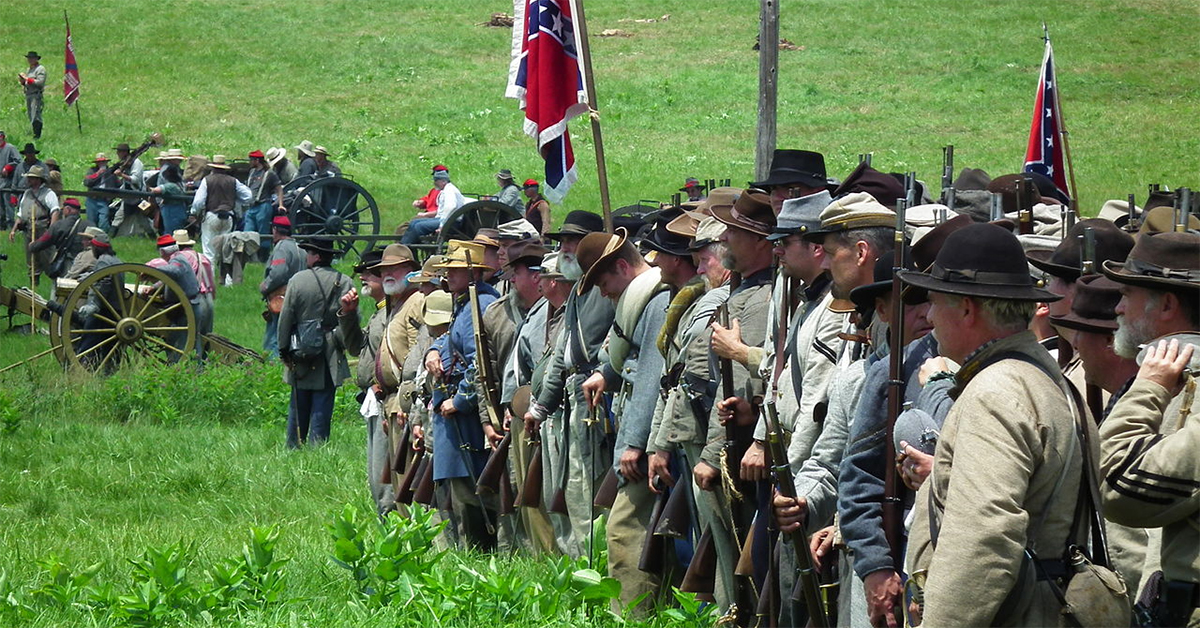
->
[750, 150, 827, 189]
[299, 237, 338, 256]
[899, 223, 1059, 301]
[546, 210, 605, 239]
[1026, 219, 1134, 282]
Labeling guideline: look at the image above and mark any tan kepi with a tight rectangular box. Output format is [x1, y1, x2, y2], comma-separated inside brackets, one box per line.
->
[805, 191, 895, 240]
[422, 290, 453, 326]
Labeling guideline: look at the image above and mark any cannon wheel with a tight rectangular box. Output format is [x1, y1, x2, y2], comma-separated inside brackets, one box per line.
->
[287, 176, 381, 255]
[60, 263, 197, 371]
[437, 200, 523, 245]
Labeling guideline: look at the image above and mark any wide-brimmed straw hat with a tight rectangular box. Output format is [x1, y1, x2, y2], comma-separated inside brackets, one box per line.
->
[295, 140, 316, 157]
[899, 222, 1059, 301]
[433, 240, 493, 271]
[209, 155, 231, 170]
[172, 229, 197, 247]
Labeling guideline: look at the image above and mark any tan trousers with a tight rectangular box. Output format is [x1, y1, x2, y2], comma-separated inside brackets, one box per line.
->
[606, 472, 660, 613]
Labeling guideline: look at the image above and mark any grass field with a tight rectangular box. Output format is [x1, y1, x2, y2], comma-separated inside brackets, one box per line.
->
[0, 1, 1196, 625]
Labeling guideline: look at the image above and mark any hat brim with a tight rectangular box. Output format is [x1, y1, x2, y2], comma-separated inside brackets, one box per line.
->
[750, 171, 825, 190]
[299, 243, 337, 256]
[897, 269, 1060, 302]
[424, 311, 452, 326]
[433, 260, 495, 271]
[710, 204, 771, 237]
[1048, 313, 1118, 334]
[295, 146, 315, 157]
[1100, 259, 1200, 293]
[545, 226, 592, 240]
[371, 258, 418, 270]
[1026, 250, 1080, 281]
[577, 230, 628, 295]
[849, 279, 892, 311]
[209, 163, 231, 170]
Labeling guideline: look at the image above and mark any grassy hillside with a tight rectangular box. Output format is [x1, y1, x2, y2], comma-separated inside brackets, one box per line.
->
[0, 1, 1195, 625]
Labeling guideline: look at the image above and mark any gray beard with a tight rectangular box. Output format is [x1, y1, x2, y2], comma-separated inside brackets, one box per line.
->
[559, 254, 583, 281]
[1113, 314, 1157, 359]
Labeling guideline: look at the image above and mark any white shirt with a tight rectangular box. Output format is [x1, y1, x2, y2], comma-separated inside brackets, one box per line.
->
[435, 181, 466, 224]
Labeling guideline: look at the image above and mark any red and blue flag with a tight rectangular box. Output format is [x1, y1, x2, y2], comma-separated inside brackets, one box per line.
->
[1023, 35, 1070, 200]
[64, 13, 81, 105]
[507, 0, 588, 203]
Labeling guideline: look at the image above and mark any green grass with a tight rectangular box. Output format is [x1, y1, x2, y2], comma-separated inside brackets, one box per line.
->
[0, 0, 1196, 625]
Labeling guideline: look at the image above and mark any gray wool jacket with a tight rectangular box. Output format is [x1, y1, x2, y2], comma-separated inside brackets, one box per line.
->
[278, 266, 356, 390]
[602, 290, 671, 475]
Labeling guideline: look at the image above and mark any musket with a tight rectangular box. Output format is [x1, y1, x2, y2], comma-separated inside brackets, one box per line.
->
[654, 474, 693, 540]
[411, 454, 435, 506]
[764, 401, 830, 628]
[1017, 176, 1034, 235]
[518, 440, 544, 508]
[904, 171, 918, 208]
[940, 145, 954, 205]
[719, 273, 748, 489]
[638, 477, 670, 574]
[883, 198, 908, 577]
[466, 251, 504, 431]
[1126, 193, 1140, 232]
[475, 431, 512, 495]
[548, 411, 573, 515]
[112, 132, 164, 177]
[1061, 204, 1077, 237]
[395, 443, 426, 505]
[593, 466, 619, 510]
[680, 527, 718, 602]
[1177, 187, 1192, 232]
[1080, 226, 1097, 276]
[989, 192, 1005, 222]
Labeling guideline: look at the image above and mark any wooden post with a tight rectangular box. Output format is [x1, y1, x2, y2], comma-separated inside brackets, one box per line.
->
[755, 0, 780, 182]
[571, 0, 614, 231]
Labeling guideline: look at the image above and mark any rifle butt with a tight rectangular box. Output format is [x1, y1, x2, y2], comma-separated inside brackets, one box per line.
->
[392, 426, 411, 475]
[548, 487, 569, 515]
[395, 448, 425, 505]
[517, 443, 543, 508]
[680, 527, 718, 600]
[734, 515, 758, 577]
[653, 482, 692, 539]
[412, 455, 436, 506]
[475, 432, 511, 495]
[592, 467, 619, 510]
[637, 491, 669, 574]
[499, 467, 516, 516]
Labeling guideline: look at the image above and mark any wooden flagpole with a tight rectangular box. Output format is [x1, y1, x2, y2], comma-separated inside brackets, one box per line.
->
[570, 0, 613, 231]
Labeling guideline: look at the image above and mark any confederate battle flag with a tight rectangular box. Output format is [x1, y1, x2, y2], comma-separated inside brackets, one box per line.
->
[1023, 33, 1070, 200]
[64, 12, 81, 105]
[506, 0, 589, 203]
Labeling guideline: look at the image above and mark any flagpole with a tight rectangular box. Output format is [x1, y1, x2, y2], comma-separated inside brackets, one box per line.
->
[74, 101, 82, 133]
[569, 0, 613, 231]
[65, 11, 83, 133]
[1044, 24, 1079, 213]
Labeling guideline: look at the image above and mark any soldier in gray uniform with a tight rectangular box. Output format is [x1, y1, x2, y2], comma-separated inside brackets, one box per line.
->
[1098, 232, 1200, 627]
[277, 237, 356, 449]
[260, 216, 306, 358]
[18, 52, 46, 138]
[526, 210, 615, 558]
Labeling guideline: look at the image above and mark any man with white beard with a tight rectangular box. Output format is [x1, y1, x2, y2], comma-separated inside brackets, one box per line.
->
[524, 210, 615, 558]
[374, 244, 426, 462]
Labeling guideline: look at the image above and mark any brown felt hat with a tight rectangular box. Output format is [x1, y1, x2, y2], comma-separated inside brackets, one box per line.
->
[503, 241, 550, 271]
[1136, 205, 1200, 237]
[576, 228, 631, 294]
[1026, 219, 1135, 282]
[833, 162, 906, 209]
[1048, 274, 1123, 333]
[371, 244, 417, 269]
[1101, 231, 1200, 293]
[710, 190, 775, 237]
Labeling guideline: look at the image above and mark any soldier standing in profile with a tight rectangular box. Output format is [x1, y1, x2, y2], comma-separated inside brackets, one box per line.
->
[18, 51, 46, 139]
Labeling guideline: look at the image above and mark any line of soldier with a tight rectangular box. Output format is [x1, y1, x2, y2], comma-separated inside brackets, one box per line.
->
[280, 148, 1198, 627]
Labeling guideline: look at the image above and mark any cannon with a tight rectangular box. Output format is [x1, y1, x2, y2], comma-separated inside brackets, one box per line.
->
[284, 174, 381, 256]
[0, 262, 261, 373]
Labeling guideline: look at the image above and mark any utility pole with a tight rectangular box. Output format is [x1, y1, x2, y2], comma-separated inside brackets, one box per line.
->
[755, 0, 779, 182]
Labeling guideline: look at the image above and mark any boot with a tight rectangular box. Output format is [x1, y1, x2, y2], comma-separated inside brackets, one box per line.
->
[32, 121, 42, 139]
